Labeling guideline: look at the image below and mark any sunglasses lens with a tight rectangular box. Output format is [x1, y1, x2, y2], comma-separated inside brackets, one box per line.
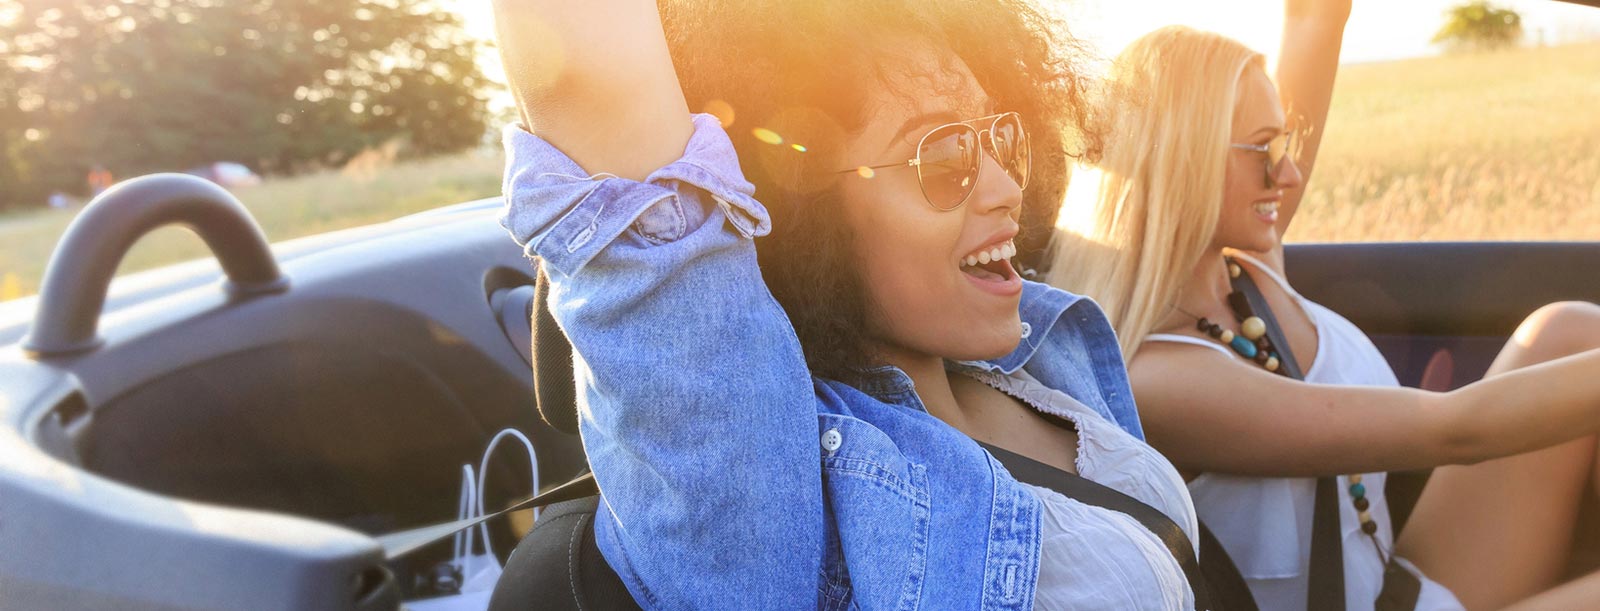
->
[917, 125, 980, 210]
[992, 113, 1030, 190]
[1264, 132, 1292, 188]
[1266, 133, 1289, 166]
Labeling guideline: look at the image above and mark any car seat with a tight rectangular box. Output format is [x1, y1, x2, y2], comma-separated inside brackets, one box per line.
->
[484, 266, 640, 611]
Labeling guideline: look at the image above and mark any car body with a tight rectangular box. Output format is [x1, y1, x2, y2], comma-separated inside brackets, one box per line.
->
[0, 177, 585, 609]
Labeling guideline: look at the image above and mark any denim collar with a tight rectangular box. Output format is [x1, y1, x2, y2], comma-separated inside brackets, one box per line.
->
[839, 366, 925, 411]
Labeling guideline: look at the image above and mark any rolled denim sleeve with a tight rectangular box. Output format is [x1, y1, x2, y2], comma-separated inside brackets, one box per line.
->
[500, 115, 823, 609]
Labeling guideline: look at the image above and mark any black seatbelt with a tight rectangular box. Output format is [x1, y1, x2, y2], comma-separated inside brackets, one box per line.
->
[1230, 260, 1419, 611]
[1198, 521, 1261, 611]
[980, 442, 1232, 610]
[376, 471, 599, 560]
[1228, 264, 1344, 611]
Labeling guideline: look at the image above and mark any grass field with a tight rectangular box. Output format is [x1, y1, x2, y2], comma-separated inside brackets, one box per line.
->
[1288, 42, 1600, 242]
[1, 43, 1597, 300]
[0, 150, 504, 300]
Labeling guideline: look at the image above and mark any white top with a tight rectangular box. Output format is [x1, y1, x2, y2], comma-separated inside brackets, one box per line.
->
[961, 368, 1199, 611]
[1145, 252, 1463, 611]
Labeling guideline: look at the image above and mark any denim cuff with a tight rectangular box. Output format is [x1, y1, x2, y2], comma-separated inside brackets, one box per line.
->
[499, 113, 770, 276]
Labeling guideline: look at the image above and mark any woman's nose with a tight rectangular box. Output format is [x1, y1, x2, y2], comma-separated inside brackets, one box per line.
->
[968, 151, 1023, 217]
[1276, 155, 1305, 191]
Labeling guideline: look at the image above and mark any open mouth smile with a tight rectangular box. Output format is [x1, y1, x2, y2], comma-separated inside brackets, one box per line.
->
[959, 239, 1023, 295]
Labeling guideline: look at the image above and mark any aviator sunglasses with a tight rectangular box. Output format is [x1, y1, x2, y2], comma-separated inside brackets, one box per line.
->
[1230, 130, 1295, 189]
[838, 112, 1031, 211]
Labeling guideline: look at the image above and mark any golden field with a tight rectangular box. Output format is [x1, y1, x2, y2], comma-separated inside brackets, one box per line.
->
[1287, 42, 1600, 242]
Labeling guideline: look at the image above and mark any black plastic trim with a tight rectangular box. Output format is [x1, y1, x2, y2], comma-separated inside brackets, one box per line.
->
[23, 174, 287, 357]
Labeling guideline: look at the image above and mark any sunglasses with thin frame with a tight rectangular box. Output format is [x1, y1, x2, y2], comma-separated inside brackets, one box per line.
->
[838, 112, 1031, 211]
[1230, 131, 1295, 189]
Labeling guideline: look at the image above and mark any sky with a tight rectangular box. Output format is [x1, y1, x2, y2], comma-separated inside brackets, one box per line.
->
[18, 2, 1584, 123]
[1061, 0, 1600, 66]
[457, 0, 1600, 106]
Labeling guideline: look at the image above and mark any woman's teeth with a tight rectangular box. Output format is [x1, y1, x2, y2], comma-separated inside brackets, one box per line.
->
[1254, 202, 1279, 217]
[961, 240, 1017, 268]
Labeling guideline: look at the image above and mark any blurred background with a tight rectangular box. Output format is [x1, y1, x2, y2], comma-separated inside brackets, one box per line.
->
[1, 0, 1598, 300]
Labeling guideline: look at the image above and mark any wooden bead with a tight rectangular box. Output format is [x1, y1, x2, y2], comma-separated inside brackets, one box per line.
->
[1256, 337, 1272, 351]
[1241, 316, 1267, 341]
[1196, 318, 1210, 332]
[1264, 356, 1280, 372]
[1229, 263, 1242, 278]
[1358, 509, 1371, 523]
[1219, 329, 1235, 343]
[1362, 520, 1379, 535]
[1254, 350, 1270, 364]
[1354, 497, 1370, 511]
[1349, 474, 1363, 484]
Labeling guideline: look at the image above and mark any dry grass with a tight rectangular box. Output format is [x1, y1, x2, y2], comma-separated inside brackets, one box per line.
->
[1287, 43, 1600, 242]
[0, 150, 504, 300]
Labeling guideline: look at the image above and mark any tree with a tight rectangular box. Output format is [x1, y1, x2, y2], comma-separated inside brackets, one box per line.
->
[1433, 1, 1524, 52]
[0, 0, 495, 210]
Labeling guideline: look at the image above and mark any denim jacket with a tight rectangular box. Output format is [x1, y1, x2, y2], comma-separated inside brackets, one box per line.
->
[501, 114, 1146, 610]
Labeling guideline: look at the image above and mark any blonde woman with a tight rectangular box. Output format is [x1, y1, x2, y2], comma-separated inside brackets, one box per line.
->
[1049, 1, 1600, 609]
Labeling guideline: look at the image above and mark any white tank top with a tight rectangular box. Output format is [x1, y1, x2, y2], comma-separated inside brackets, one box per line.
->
[1144, 252, 1463, 611]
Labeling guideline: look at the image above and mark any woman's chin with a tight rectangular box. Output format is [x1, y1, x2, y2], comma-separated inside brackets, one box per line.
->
[947, 320, 1024, 362]
[1221, 231, 1279, 255]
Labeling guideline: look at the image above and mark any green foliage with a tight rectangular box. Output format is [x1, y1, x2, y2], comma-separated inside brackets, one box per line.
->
[1432, 1, 1524, 52]
[0, 0, 494, 210]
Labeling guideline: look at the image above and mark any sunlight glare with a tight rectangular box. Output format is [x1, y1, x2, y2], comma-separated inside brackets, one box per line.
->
[703, 99, 736, 128]
[752, 127, 784, 146]
[1057, 164, 1103, 236]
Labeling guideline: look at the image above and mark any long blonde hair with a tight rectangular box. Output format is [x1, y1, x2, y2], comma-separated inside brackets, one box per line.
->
[1048, 26, 1265, 359]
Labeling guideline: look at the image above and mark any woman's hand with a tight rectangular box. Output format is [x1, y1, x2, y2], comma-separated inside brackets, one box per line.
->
[491, 0, 692, 180]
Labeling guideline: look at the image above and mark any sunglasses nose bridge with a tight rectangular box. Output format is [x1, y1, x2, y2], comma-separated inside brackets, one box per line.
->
[977, 127, 998, 160]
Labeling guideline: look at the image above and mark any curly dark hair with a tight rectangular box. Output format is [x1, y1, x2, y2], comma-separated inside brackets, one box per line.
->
[659, 0, 1102, 380]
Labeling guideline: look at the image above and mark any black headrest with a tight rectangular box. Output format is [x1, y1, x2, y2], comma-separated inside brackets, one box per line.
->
[532, 263, 581, 434]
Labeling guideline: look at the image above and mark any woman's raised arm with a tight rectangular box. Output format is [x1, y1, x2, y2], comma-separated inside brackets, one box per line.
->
[1132, 344, 1600, 476]
[492, 2, 824, 607]
[1274, 0, 1350, 226]
[1252, 0, 1351, 269]
[492, 0, 692, 180]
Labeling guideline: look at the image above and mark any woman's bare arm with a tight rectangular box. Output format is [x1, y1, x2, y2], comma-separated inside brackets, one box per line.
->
[1132, 342, 1600, 476]
[492, 0, 692, 180]
[1251, 0, 1351, 270]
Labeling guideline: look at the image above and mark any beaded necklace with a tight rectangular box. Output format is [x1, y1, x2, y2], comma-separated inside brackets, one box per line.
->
[1177, 256, 1389, 565]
